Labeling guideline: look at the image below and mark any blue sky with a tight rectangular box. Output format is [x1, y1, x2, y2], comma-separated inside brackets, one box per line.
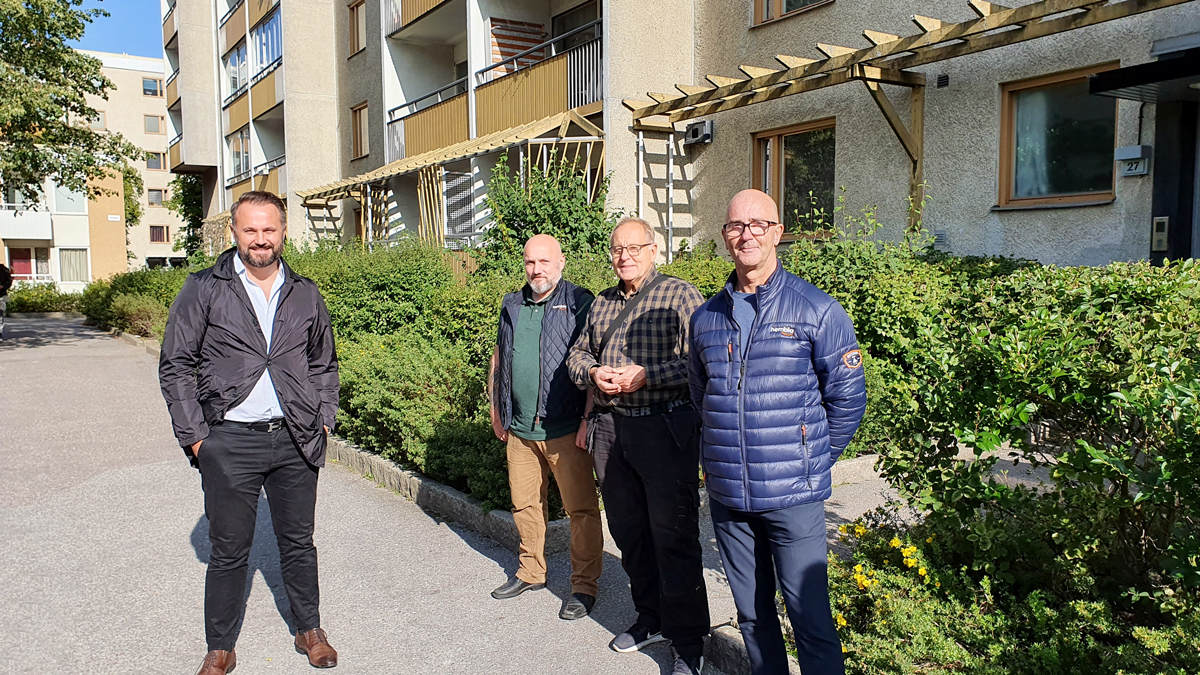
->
[70, 0, 165, 60]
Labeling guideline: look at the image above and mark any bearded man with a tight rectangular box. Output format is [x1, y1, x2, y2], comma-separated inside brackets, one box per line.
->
[488, 234, 603, 621]
[159, 191, 341, 674]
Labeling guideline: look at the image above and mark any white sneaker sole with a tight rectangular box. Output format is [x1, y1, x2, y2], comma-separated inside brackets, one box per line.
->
[610, 631, 666, 653]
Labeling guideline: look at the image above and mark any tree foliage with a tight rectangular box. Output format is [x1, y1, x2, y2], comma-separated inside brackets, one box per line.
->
[0, 0, 140, 198]
[121, 163, 143, 260]
[166, 173, 204, 257]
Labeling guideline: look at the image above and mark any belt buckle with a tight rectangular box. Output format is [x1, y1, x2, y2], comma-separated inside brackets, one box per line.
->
[266, 419, 284, 432]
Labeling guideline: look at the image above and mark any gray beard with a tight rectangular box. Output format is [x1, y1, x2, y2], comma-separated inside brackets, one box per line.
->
[529, 277, 559, 295]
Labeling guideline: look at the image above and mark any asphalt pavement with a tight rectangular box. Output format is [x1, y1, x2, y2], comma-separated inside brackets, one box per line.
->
[0, 317, 892, 675]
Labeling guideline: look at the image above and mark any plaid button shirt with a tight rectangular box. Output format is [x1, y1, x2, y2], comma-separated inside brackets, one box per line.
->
[567, 268, 704, 408]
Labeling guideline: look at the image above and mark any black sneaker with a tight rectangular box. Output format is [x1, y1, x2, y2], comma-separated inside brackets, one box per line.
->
[670, 647, 703, 675]
[609, 623, 666, 653]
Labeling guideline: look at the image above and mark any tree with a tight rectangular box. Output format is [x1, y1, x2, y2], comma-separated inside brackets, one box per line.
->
[120, 162, 143, 261]
[166, 173, 204, 258]
[0, 0, 140, 199]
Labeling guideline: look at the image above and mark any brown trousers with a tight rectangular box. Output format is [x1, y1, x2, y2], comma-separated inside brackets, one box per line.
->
[507, 432, 603, 595]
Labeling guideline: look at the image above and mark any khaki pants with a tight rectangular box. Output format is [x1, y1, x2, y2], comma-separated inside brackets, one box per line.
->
[507, 433, 603, 595]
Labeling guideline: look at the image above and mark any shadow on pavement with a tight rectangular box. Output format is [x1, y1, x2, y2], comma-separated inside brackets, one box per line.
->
[0, 319, 113, 350]
[190, 494, 296, 645]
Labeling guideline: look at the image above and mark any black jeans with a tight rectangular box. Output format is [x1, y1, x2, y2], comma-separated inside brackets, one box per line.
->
[197, 423, 321, 652]
[710, 499, 844, 675]
[591, 406, 710, 657]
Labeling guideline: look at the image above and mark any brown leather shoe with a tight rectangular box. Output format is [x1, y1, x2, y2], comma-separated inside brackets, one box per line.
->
[294, 627, 338, 668]
[195, 649, 236, 675]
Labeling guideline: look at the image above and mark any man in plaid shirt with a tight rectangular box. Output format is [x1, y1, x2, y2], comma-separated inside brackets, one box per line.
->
[567, 217, 710, 675]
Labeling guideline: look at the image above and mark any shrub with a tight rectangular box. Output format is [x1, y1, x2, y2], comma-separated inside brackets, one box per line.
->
[79, 279, 112, 324]
[4, 282, 81, 313]
[662, 239, 734, 299]
[109, 293, 169, 338]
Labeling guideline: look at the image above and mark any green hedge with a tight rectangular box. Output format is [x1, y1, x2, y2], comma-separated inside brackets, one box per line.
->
[5, 282, 81, 313]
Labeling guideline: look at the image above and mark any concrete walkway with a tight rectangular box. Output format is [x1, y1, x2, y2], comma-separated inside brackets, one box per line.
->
[0, 318, 892, 675]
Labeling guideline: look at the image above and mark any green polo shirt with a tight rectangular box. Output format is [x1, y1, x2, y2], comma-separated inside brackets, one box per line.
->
[509, 287, 593, 441]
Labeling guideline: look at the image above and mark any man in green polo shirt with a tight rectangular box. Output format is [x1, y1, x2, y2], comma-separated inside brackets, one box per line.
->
[488, 234, 603, 620]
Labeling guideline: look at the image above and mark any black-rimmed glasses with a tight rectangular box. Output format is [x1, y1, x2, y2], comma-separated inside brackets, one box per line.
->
[610, 242, 655, 258]
[722, 220, 779, 236]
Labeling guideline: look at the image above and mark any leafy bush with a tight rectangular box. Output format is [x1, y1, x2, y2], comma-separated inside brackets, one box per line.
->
[4, 282, 81, 313]
[81, 267, 190, 326]
[109, 293, 169, 339]
[662, 239, 733, 299]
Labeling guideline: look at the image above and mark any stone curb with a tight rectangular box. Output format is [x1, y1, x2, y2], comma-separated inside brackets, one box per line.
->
[325, 436, 570, 556]
[108, 328, 162, 359]
[831, 452, 880, 486]
[7, 311, 86, 320]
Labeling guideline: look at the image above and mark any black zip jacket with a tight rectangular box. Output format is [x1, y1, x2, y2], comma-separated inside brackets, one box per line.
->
[159, 249, 339, 467]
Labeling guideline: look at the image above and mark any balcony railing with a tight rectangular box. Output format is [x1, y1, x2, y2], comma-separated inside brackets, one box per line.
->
[166, 70, 178, 86]
[162, 5, 178, 46]
[220, 0, 245, 27]
[383, 0, 451, 35]
[475, 19, 602, 85]
[388, 77, 467, 121]
[0, 205, 53, 240]
[255, 154, 286, 173]
[251, 56, 281, 85]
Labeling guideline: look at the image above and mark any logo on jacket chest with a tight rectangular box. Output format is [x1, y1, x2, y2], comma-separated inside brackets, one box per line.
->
[769, 325, 796, 338]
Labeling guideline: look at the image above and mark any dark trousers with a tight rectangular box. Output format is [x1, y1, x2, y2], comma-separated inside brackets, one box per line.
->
[591, 407, 710, 657]
[197, 423, 321, 652]
[710, 499, 844, 675]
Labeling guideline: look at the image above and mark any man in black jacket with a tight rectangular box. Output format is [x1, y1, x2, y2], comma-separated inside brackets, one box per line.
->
[159, 191, 340, 675]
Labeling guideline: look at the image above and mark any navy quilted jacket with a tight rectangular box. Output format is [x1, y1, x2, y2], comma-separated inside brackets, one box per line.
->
[494, 279, 593, 429]
[688, 267, 867, 512]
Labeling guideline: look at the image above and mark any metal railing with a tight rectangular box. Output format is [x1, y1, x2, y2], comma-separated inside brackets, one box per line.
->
[219, 0, 244, 27]
[386, 118, 405, 164]
[476, 19, 602, 85]
[254, 154, 286, 174]
[223, 83, 248, 107]
[162, 4, 175, 26]
[225, 169, 252, 187]
[387, 77, 467, 122]
[252, 56, 281, 85]
[566, 37, 603, 109]
[166, 70, 178, 86]
[169, 133, 183, 147]
[382, 0, 402, 36]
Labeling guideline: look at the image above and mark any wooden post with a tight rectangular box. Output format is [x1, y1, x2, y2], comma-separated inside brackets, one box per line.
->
[909, 84, 925, 232]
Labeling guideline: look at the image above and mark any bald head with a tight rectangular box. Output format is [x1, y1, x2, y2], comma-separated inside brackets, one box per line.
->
[523, 234, 566, 298]
[726, 189, 779, 225]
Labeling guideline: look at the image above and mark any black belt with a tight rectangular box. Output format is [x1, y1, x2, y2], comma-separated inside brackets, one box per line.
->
[601, 400, 691, 418]
[221, 417, 287, 432]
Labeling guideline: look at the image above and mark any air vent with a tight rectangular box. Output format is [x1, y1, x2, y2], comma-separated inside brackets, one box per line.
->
[936, 74, 950, 88]
[933, 231, 948, 247]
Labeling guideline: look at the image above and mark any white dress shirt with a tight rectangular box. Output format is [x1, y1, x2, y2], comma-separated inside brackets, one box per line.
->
[224, 253, 287, 422]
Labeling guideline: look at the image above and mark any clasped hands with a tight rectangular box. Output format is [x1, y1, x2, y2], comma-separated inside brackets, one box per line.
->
[591, 364, 647, 396]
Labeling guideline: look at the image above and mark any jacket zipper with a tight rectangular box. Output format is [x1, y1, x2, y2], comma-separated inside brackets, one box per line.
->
[732, 289, 766, 512]
[802, 423, 812, 490]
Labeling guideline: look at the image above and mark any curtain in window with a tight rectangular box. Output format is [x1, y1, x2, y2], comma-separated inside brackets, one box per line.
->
[35, 248, 50, 276]
[59, 249, 89, 282]
[1014, 89, 1051, 199]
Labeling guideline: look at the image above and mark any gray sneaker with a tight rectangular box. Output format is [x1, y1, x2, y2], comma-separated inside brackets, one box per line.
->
[609, 623, 666, 653]
[671, 647, 703, 675]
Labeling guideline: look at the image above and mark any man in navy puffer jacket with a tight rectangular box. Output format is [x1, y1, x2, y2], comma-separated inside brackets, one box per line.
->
[689, 189, 866, 675]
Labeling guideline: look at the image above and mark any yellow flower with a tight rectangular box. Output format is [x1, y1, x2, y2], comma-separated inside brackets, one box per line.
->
[838, 524, 848, 534]
[926, 537, 934, 543]
[883, 559, 890, 565]
[842, 645, 848, 653]
[919, 567, 927, 576]
[854, 564, 863, 573]
[889, 537, 902, 548]
[836, 613, 848, 628]
[855, 524, 867, 536]
[936, 582, 941, 588]
[904, 558, 918, 568]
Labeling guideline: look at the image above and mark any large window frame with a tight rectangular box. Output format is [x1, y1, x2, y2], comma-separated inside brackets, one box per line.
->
[150, 225, 168, 243]
[144, 114, 165, 135]
[225, 42, 249, 100]
[752, 118, 837, 239]
[351, 103, 369, 160]
[348, 0, 367, 56]
[143, 77, 164, 97]
[227, 126, 252, 181]
[252, 10, 283, 77]
[997, 63, 1120, 208]
[752, 0, 833, 26]
[59, 248, 90, 283]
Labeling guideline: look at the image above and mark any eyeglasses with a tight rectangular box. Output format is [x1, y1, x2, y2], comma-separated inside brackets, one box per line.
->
[610, 242, 655, 258]
[722, 220, 779, 236]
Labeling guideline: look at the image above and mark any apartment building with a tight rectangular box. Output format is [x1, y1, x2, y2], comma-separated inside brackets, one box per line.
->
[162, 0, 341, 228]
[79, 50, 189, 269]
[166, 0, 1198, 266]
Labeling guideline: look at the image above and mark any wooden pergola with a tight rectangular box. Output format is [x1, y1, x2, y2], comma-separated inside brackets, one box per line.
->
[623, 0, 1194, 229]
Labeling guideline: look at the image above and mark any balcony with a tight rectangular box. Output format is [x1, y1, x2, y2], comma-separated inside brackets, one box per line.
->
[386, 79, 469, 162]
[220, 0, 246, 53]
[251, 58, 282, 118]
[383, 0, 456, 36]
[166, 71, 180, 109]
[248, 0, 278, 28]
[0, 205, 53, 240]
[224, 91, 250, 133]
[162, 5, 178, 49]
[169, 134, 184, 171]
[250, 155, 287, 196]
[474, 19, 603, 136]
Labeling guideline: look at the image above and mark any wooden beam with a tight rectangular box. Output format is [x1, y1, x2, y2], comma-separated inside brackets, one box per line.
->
[739, 65, 779, 78]
[623, 99, 656, 111]
[633, 117, 675, 133]
[968, 0, 1012, 17]
[568, 110, 605, 137]
[676, 83, 715, 96]
[707, 75, 747, 88]
[911, 15, 947, 32]
[816, 43, 858, 58]
[863, 30, 900, 46]
[632, 0, 1191, 121]
[647, 92, 680, 103]
[852, 64, 926, 87]
[775, 54, 817, 69]
[669, 70, 851, 123]
[862, 80, 919, 162]
[909, 84, 926, 232]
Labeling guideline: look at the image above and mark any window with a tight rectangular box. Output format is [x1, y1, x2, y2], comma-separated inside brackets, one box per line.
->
[53, 182, 87, 213]
[349, 0, 367, 55]
[59, 249, 89, 282]
[8, 247, 50, 280]
[552, 0, 600, 50]
[351, 103, 369, 159]
[753, 119, 836, 234]
[228, 126, 252, 178]
[252, 10, 282, 76]
[3, 186, 39, 206]
[225, 42, 248, 98]
[144, 114, 165, 134]
[146, 151, 166, 170]
[150, 226, 168, 243]
[89, 111, 106, 130]
[148, 189, 165, 206]
[998, 64, 1118, 207]
[754, 0, 831, 24]
[143, 77, 164, 97]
